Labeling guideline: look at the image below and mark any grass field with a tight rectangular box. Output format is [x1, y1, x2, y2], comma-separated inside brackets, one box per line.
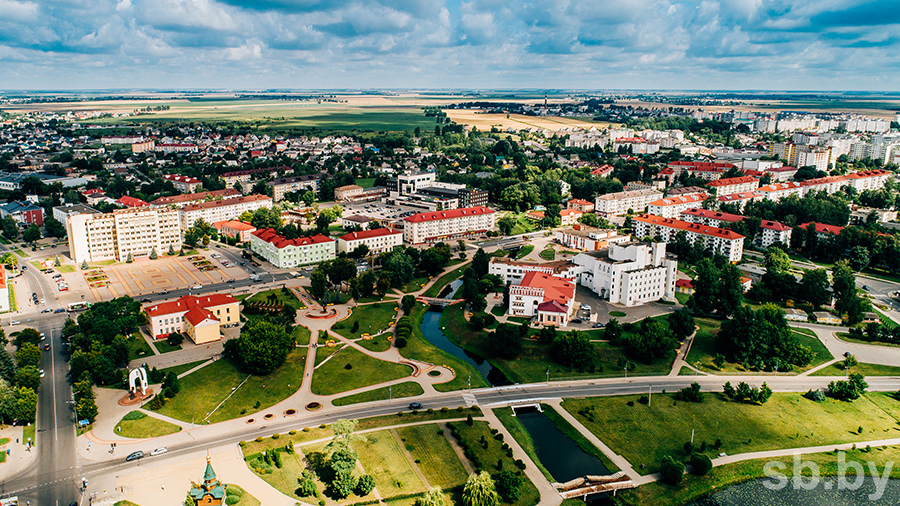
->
[127, 333, 154, 361]
[225, 485, 260, 506]
[333, 302, 398, 339]
[311, 346, 411, 396]
[355, 430, 427, 496]
[396, 424, 470, 489]
[811, 362, 900, 376]
[23, 424, 34, 447]
[515, 245, 534, 259]
[356, 331, 392, 352]
[356, 177, 376, 188]
[246, 447, 308, 499]
[332, 381, 424, 406]
[401, 276, 431, 293]
[422, 262, 471, 298]
[564, 392, 900, 474]
[246, 288, 303, 309]
[153, 340, 182, 354]
[400, 304, 489, 392]
[0, 437, 9, 445]
[114, 411, 181, 438]
[539, 248, 556, 261]
[292, 325, 313, 345]
[158, 359, 208, 378]
[154, 351, 305, 424]
[686, 319, 833, 374]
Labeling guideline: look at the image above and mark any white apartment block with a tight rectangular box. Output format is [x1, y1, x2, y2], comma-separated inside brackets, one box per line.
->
[402, 206, 495, 244]
[336, 228, 403, 255]
[706, 176, 759, 196]
[757, 221, 792, 249]
[799, 176, 848, 196]
[611, 137, 660, 154]
[716, 191, 764, 211]
[488, 257, 579, 285]
[646, 193, 708, 219]
[595, 189, 663, 217]
[554, 225, 631, 252]
[574, 241, 677, 307]
[180, 194, 272, 229]
[67, 207, 182, 263]
[397, 171, 437, 195]
[163, 175, 202, 194]
[844, 169, 892, 192]
[632, 214, 745, 263]
[250, 229, 336, 268]
[795, 145, 832, 173]
[266, 175, 321, 202]
[756, 182, 804, 202]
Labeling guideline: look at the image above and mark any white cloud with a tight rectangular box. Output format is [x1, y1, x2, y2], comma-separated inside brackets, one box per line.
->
[0, 0, 38, 21]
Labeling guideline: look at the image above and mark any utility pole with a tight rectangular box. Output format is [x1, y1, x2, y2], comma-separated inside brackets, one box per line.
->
[648, 385, 651, 407]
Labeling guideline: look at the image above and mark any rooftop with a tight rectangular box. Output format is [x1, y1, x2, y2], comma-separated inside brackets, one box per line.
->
[518, 271, 576, 305]
[707, 176, 758, 187]
[252, 228, 334, 248]
[338, 228, 402, 241]
[634, 214, 745, 240]
[181, 194, 271, 212]
[649, 194, 707, 207]
[404, 206, 494, 223]
[151, 188, 241, 206]
[680, 208, 744, 223]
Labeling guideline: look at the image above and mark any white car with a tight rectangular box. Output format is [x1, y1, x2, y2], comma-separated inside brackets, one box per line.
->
[40, 333, 45, 340]
[10, 320, 20, 325]
[150, 447, 168, 456]
[39, 369, 45, 378]
[192, 285, 202, 290]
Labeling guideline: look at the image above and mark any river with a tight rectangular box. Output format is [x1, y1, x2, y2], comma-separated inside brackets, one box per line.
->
[419, 309, 509, 386]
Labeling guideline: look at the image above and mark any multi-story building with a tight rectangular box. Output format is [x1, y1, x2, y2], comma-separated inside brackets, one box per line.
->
[53, 203, 100, 224]
[679, 208, 744, 227]
[766, 166, 798, 182]
[266, 175, 322, 202]
[335, 185, 365, 201]
[632, 214, 745, 262]
[402, 206, 495, 244]
[795, 145, 833, 173]
[666, 186, 707, 199]
[387, 171, 437, 195]
[117, 196, 150, 208]
[679, 208, 791, 250]
[488, 257, 579, 285]
[508, 272, 576, 326]
[756, 182, 804, 201]
[554, 225, 631, 252]
[706, 176, 759, 196]
[155, 143, 198, 154]
[844, 169, 892, 192]
[336, 228, 403, 255]
[646, 194, 708, 219]
[250, 228, 336, 268]
[151, 189, 242, 208]
[66, 207, 182, 263]
[800, 175, 848, 195]
[575, 241, 677, 307]
[213, 220, 257, 243]
[559, 208, 582, 226]
[0, 200, 44, 226]
[163, 175, 203, 194]
[131, 139, 155, 153]
[567, 199, 595, 213]
[144, 294, 240, 343]
[757, 220, 792, 249]
[667, 161, 734, 180]
[336, 186, 387, 203]
[220, 167, 283, 191]
[799, 222, 844, 241]
[716, 191, 765, 211]
[180, 194, 272, 229]
[594, 189, 663, 217]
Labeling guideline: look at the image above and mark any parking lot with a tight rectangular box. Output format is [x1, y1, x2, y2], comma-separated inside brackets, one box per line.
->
[100, 252, 250, 299]
[343, 201, 425, 222]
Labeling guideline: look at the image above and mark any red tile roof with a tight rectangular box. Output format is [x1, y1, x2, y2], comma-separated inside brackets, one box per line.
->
[338, 228, 402, 242]
[184, 306, 218, 326]
[668, 161, 735, 170]
[799, 175, 848, 187]
[152, 189, 241, 206]
[760, 220, 791, 231]
[717, 191, 762, 202]
[404, 206, 494, 223]
[707, 176, 758, 187]
[680, 208, 744, 223]
[568, 198, 593, 206]
[537, 300, 568, 313]
[591, 164, 614, 175]
[163, 174, 201, 184]
[767, 166, 797, 173]
[519, 272, 575, 305]
[214, 220, 256, 231]
[845, 169, 891, 179]
[252, 228, 334, 249]
[559, 209, 582, 216]
[633, 214, 745, 240]
[757, 182, 803, 192]
[675, 279, 694, 289]
[145, 294, 237, 318]
[800, 222, 844, 235]
[116, 196, 149, 208]
[649, 194, 707, 207]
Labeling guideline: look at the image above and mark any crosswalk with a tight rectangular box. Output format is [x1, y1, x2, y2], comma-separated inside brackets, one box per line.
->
[462, 393, 478, 407]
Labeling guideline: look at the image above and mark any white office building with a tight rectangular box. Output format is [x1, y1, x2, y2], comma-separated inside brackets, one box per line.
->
[574, 241, 677, 307]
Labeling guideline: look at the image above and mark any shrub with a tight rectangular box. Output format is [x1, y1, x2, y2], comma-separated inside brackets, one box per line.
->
[804, 389, 826, 402]
[355, 475, 376, 496]
[297, 477, 318, 498]
[660, 456, 685, 486]
[683, 441, 694, 455]
[148, 395, 166, 410]
[495, 470, 522, 502]
[674, 383, 703, 403]
[466, 414, 474, 426]
[272, 433, 280, 439]
[690, 453, 713, 476]
[290, 429, 297, 435]
[256, 437, 264, 442]
[303, 427, 311, 432]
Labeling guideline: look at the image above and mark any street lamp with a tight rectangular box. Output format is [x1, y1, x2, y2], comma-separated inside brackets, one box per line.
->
[67, 399, 79, 426]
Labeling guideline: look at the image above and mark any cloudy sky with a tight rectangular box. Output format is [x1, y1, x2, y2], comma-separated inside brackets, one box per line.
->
[0, 0, 897, 90]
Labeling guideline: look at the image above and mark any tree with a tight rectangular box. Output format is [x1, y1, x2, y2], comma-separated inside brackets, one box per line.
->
[497, 215, 516, 236]
[15, 342, 41, 368]
[14, 328, 42, 349]
[490, 323, 523, 359]
[149, 247, 158, 260]
[310, 269, 328, 300]
[401, 295, 416, 315]
[301, 190, 316, 206]
[22, 224, 41, 243]
[799, 269, 830, 309]
[223, 320, 292, 375]
[718, 305, 813, 369]
[414, 487, 446, 506]
[44, 217, 66, 238]
[419, 246, 452, 275]
[494, 471, 523, 502]
[2, 216, 18, 240]
[15, 366, 40, 392]
[690, 453, 713, 476]
[551, 331, 595, 370]
[832, 260, 859, 318]
[764, 247, 792, 273]
[355, 475, 376, 496]
[668, 309, 695, 341]
[330, 471, 357, 499]
[688, 257, 742, 317]
[383, 250, 415, 287]
[848, 245, 870, 272]
[624, 318, 677, 363]
[16, 386, 38, 423]
[0, 349, 15, 383]
[605, 318, 622, 342]
[0, 379, 18, 424]
[0, 252, 17, 269]
[462, 472, 499, 506]
[323, 258, 357, 285]
[660, 455, 685, 486]
[471, 248, 490, 278]
[829, 373, 868, 401]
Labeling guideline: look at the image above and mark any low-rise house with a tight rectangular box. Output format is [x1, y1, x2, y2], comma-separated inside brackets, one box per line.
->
[144, 294, 240, 343]
[336, 228, 402, 255]
[783, 308, 809, 322]
[250, 228, 336, 268]
[812, 311, 842, 325]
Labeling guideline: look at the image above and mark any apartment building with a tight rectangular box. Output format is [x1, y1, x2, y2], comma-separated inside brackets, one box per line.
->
[180, 194, 272, 229]
[707, 176, 759, 196]
[799, 222, 844, 241]
[144, 294, 239, 344]
[757, 221, 792, 249]
[0, 200, 44, 226]
[680, 208, 791, 250]
[67, 207, 182, 263]
[766, 166, 798, 182]
[554, 224, 631, 252]
[646, 193, 708, 219]
[716, 191, 764, 211]
[756, 182, 804, 201]
[266, 175, 322, 202]
[566, 199, 595, 213]
[151, 189, 242, 208]
[213, 220, 257, 243]
[488, 257, 579, 285]
[632, 214, 745, 262]
[667, 161, 734, 180]
[574, 241, 677, 307]
[220, 167, 283, 191]
[402, 206, 495, 244]
[594, 189, 663, 217]
[250, 228, 336, 268]
[53, 203, 100, 225]
[335, 185, 365, 201]
[336, 228, 403, 255]
[844, 169, 892, 192]
[508, 272, 576, 326]
[559, 208, 583, 226]
[163, 174, 202, 193]
[800, 175, 848, 195]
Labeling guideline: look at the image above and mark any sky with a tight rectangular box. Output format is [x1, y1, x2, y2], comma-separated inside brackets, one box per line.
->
[0, 0, 898, 91]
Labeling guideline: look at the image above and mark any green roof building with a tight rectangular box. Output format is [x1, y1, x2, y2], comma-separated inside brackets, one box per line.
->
[189, 456, 227, 505]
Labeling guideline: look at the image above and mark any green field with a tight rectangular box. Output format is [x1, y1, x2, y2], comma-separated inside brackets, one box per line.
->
[246, 447, 309, 500]
[356, 177, 377, 188]
[515, 245, 534, 259]
[311, 346, 411, 396]
[355, 430, 428, 497]
[396, 424, 470, 489]
[127, 333, 154, 361]
[114, 411, 181, 438]
[811, 362, 900, 376]
[225, 485, 260, 506]
[292, 325, 313, 346]
[422, 262, 471, 298]
[563, 392, 900, 473]
[158, 360, 208, 378]
[246, 288, 304, 309]
[332, 381, 424, 406]
[356, 331, 392, 352]
[153, 340, 182, 354]
[333, 302, 398, 339]
[539, 248, 556, 261]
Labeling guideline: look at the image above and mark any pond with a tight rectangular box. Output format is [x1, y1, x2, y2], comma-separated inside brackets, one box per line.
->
[419, 309, 509, 386]
[688, 477, 900, 505]
[515, 408, 610, 483]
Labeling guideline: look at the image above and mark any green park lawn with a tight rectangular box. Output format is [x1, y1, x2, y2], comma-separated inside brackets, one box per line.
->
[835, 331, 900, 348]
[127, 333, 154, 361]
[401, 276, 431, 293]
[158, 360, 208, 378]
[395, 424, 470, 489]
[564, 392, 900, 474]
[356, 177, 376, 188]
[356, 331, 392, 352]
[399, 304, 489, 392]
[246, 447, 309, 500]
[507, 213, 537, 236]
[354, 430, 428, 497]
[246, 288, 304, 310]
[23, 424, 34, 447]
[153, 351, 305, 424]
[422, 262, 471, 298]
[333, 302, 398, 339]
[685, 319, 833, 374]
[332, 381, 424, 406]
[225, 485, 260, 506]
[292, 325, 313, 346]
[114, 411, 181, 438]
[609, 311, 627, 317]
[153, 340, 182, 354]
[675, 292, 690, 305]
[539, 247, 556, 261]
[0, 437, 9, 445]
[514, 245, 534, 259]
[811, 362, 900, 376]
[311, 346, 412, 396]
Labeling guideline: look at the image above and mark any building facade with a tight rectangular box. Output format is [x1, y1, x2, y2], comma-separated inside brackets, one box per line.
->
[402, 206, 495, 244]
[646, 194, 708, 219]
[706, 176, 759, 196]
[632, 214, 745, 263]
[554, 225, 631, 252]
[163, 174, 202, 193]
[250, 228, 336, 268]
[594, 189, 663, 217]
[213, 220, 257, 243]
[508, 271, 576, 326]
[574, 241, 677, 307]
[151, 189, 242, 208]
[144, 294, 240, 343]
[67, 207, 182, 263]
[336, 228, 403, 255]
[488, 257, 579, 285]
[179, 194, 272, 229]
[266, 175, 322, 202]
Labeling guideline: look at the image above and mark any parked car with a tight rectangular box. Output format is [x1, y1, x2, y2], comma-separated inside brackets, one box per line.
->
[592, 323, 604, 328]
[150, 447, 168, 456]
[10, 320, 20, 325]
[44, 343, 50, 351]
[140, 298, 151, 303]
[126, 451, 144, 462]
[863, 285, 870, 291]
[192, 285, 202, 290]
[54, 308, 65, 313]
[41, 308, 51, 313]
[39, 369, 45, 378]
[571, 319, 583, 324]
[408, 402, 423, 410]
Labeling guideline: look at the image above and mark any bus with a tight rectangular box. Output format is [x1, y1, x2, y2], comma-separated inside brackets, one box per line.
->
[67, 302, 90, 312]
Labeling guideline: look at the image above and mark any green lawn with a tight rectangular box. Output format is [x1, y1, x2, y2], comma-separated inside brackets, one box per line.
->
[23, 424, 34, 447]
[159, 360, 208, 378]
[333, 302, 398, 339]
[356, 331, 392, 352]
[0, 437, 9, 445]
[12, 249, 27, 258]
[292, 325, 312, 345]
[563, 392, 900, 474]
[225, 485, 261, 506]
[514, 245, 534, 259]
[507, 213, 537, 236]
[811, 362, 900, 376]
[675, 292, 690, 305]
[396, 424, 470, 489]
[539, 248, 556, 261]
[422, 262, 471, 298]
[246, 288, 304, 310]
[8, 286, 16, 313]
[246, 447, 309, 500]
[401, 276, 431, 293]
[356, 177, 376, 188]
[153, 340, 182, 354]
[354, 430, 427, 497]
[114, 411, 182, 438]
[127, 333, 155, 361]
[609, 311, 627, 317]
[333, 381, 424, 406]
[153, 351, 305, 424]
[834, 331, 900, 348]
[311, 346, 412, 396]
[57, 264, 75, 273]
[399, 304, 489, 392]
[686, 319, 833, 374]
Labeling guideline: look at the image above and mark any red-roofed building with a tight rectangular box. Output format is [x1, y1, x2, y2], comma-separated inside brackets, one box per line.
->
[591, 164, 614, 178]
[716, 191, 765, 211]
[658, 167, 676, 184]
[756, 182, 804, 201]
[757, 220, 792, 249]
[766, 166, 798, 182]
[680, 208, 791, 249]
[402, 206, 495, 244]
[559, 208, 583, 226]
[509, 272, 576, 326]
[707, 176, 759, 196]
[163, 174, 203, 193]
[250, 228, 336, 267]
[799, 175, 848, 195]
[844, 169, 892, 192]
[632, 214, 745, 262]
[144, 294, 239, 343]
[567, 198, 595, 213]
[526, 210, 545, 221]
[151, 188, 242, 208]
[675, 278, 694, 296]
[213, 220, 257, 243]
[667, 161, 734, 180]
[799, 222, 844, 240]
[647, 193, 708, 219]
[337, 227, 402, 255]
[116, 196, 150, 208]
